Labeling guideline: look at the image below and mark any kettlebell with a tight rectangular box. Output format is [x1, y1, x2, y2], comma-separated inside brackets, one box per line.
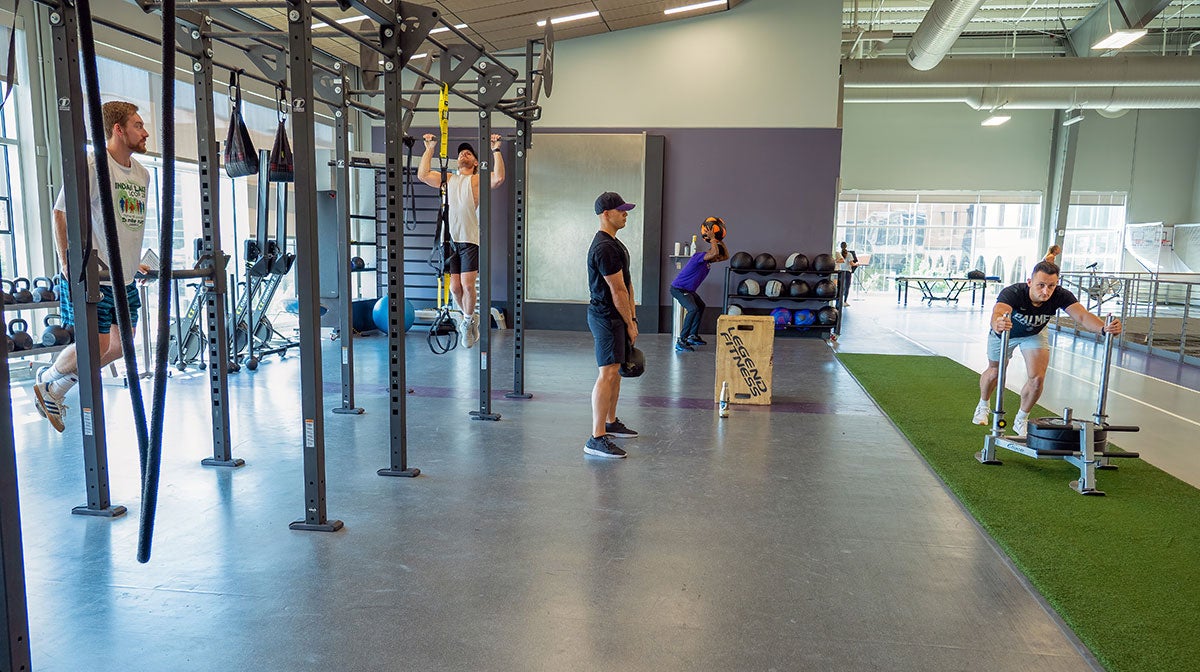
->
[0, 280, 14, 305]
[12, 278, 34, 304]
[42, 314, 72, 346]
[8, 318, 34, 351]
[32, 276, 56, 302]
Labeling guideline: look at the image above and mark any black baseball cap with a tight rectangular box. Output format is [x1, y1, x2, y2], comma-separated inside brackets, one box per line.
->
[457, 142, 476, 159]
[594, 192, 636, 215]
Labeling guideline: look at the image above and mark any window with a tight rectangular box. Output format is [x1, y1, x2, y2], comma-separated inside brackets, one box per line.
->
[835, 191, 1042, 291]
[1063, 192, 1127, 273]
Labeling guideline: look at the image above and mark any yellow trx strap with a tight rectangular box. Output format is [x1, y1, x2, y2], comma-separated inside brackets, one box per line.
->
[438, 83, 450, 310]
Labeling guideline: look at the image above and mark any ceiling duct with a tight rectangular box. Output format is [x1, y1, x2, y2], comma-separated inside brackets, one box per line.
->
[906, 0, 987, 71]
[843, 86, 1200, 110]
[843, 55, 1200, 88]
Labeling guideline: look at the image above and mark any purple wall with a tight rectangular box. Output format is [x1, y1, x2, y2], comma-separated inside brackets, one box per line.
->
[377, 126, 843, 328]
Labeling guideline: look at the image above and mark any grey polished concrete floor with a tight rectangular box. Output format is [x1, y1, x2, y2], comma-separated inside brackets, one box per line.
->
[12, 327, 1099, 671]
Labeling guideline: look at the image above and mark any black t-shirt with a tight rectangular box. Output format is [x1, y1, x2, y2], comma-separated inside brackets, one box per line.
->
[587, 230, 631, 318]
[995, 283, 1078, 338]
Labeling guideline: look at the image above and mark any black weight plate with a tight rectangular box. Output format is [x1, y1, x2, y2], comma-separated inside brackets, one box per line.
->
[1028, 417, 1107, 445]
[1026, 432, 1107, 453]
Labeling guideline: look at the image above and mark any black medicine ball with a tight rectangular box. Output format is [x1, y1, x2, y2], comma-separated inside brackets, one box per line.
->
[814, 279, 837, 298]
[811, 253, 836, 272]
[754, 253, 777, 271]
[789, 279, 809, 297]
[785, 253, 809, 273]
[966, 269, 986, 280]
[817, 306, 839, 325]
[737, 278, 762, 296]
[730, 251, 754, 270]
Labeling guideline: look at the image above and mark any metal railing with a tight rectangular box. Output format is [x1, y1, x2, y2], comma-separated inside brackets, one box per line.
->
[1056, 271, 1200, 365]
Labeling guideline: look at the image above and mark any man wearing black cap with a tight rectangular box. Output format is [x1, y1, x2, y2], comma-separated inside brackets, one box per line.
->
[585, 192, 639, 459]
[417, 133, 505, 348]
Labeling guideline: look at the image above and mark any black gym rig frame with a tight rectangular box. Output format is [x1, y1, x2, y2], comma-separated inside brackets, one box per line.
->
[23, 0, 546, 541]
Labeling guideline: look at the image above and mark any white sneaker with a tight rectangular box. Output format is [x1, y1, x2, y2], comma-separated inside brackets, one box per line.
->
[32, 382, 68, 433]
[465, 314, 479, 348]
[972, 402, 989, 425]
[1013, 416, 1028, 436]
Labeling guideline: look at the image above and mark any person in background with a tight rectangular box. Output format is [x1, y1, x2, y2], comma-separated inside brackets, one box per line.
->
[1044, 244, 1062, 265]
[835, 241, 860, 303]
[669, 217, 729, 353]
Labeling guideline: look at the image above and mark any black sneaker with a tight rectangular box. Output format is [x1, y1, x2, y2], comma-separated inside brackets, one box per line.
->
[686, 335, 706, 346]
[584, 435, 627, 459]
[605, 418, 638, 438]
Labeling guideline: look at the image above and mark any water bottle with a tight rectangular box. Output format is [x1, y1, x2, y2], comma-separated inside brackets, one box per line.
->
[691, 234, 698, 253]
[718, 381, 730, 418]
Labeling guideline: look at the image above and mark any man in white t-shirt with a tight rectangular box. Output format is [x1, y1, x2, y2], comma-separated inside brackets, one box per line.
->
[417, 133, 505, 348]
[32, 101, 152, 432]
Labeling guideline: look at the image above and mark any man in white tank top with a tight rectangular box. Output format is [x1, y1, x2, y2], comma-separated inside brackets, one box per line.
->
[418, 133, 506, 348]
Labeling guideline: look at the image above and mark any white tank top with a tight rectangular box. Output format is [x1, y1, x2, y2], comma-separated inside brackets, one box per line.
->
[446, 173, 479, 245]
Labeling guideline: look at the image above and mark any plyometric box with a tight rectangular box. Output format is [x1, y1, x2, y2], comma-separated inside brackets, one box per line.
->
[714, 315, 774, 405]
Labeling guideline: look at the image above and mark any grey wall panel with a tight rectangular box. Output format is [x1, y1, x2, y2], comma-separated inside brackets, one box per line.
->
[527, 133, 647, 305]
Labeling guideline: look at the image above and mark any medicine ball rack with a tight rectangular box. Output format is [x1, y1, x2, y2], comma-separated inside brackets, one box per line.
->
[721, 266, 846, 339]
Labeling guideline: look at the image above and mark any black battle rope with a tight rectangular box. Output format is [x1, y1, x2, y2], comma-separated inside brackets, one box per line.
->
[139, 0, 175, 564]
[75, 0, 172, 563]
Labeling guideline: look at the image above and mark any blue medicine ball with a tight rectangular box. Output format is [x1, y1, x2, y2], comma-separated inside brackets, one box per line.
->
[372, 296, 416, 333]
[770, 307, 791, 328]
[793, 309, 815, 326]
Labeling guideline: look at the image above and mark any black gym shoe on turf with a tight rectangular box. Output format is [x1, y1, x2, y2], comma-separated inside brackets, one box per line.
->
[584, 435, 627, 459]
[605, 418, 638, 438]
[686, 335, 706, 346]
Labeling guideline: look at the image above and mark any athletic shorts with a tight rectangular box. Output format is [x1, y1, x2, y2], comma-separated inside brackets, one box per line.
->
[57, 274, 141, 335]
[987, 329, 1049, 362]
[445, 242, 479, 275]
[587, 310, 627, 368]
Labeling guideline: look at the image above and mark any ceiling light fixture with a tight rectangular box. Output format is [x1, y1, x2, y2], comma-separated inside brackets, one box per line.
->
[431, 23, 468, 34]
[537, 11, 600, 27]
[1092, 29, 1148, 50]
[981, 114, 1011, 127]
[664, 0, 728, 15]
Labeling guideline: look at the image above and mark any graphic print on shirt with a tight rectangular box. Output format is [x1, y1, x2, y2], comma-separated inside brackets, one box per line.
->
[1012, 312, 1052, 332]
[115, 180, 148, 229]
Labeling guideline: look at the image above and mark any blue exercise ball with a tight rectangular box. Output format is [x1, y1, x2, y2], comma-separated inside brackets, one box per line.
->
[372, 297, 416, 333]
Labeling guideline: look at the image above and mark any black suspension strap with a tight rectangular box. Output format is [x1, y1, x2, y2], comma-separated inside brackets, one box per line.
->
[0, 0, 19, 112]
[402, 135, 416, 231]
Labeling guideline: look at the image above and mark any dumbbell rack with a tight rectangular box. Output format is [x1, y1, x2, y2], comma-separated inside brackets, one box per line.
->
[722, 267, 846, 339]
[5, 300, 70, 361]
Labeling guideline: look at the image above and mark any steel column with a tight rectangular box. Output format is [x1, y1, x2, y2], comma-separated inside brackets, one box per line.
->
[471, 106, 499, 421]
[189, 14, 241, 469]
[287, 0, 343, 531]
[332, 68, 363, 415]
[377, 25, 419, 478]
[49, 4, 126, 518]
[0, 303, 31, 672]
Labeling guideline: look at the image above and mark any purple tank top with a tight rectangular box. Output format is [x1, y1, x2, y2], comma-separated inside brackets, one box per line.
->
[671, 251, 710, 292]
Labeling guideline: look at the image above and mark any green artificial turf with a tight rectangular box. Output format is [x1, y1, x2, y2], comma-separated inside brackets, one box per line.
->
[837, 353, 1200, 672]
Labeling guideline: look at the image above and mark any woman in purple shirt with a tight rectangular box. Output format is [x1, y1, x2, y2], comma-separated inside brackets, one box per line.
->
[670, 217, 729, 352]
